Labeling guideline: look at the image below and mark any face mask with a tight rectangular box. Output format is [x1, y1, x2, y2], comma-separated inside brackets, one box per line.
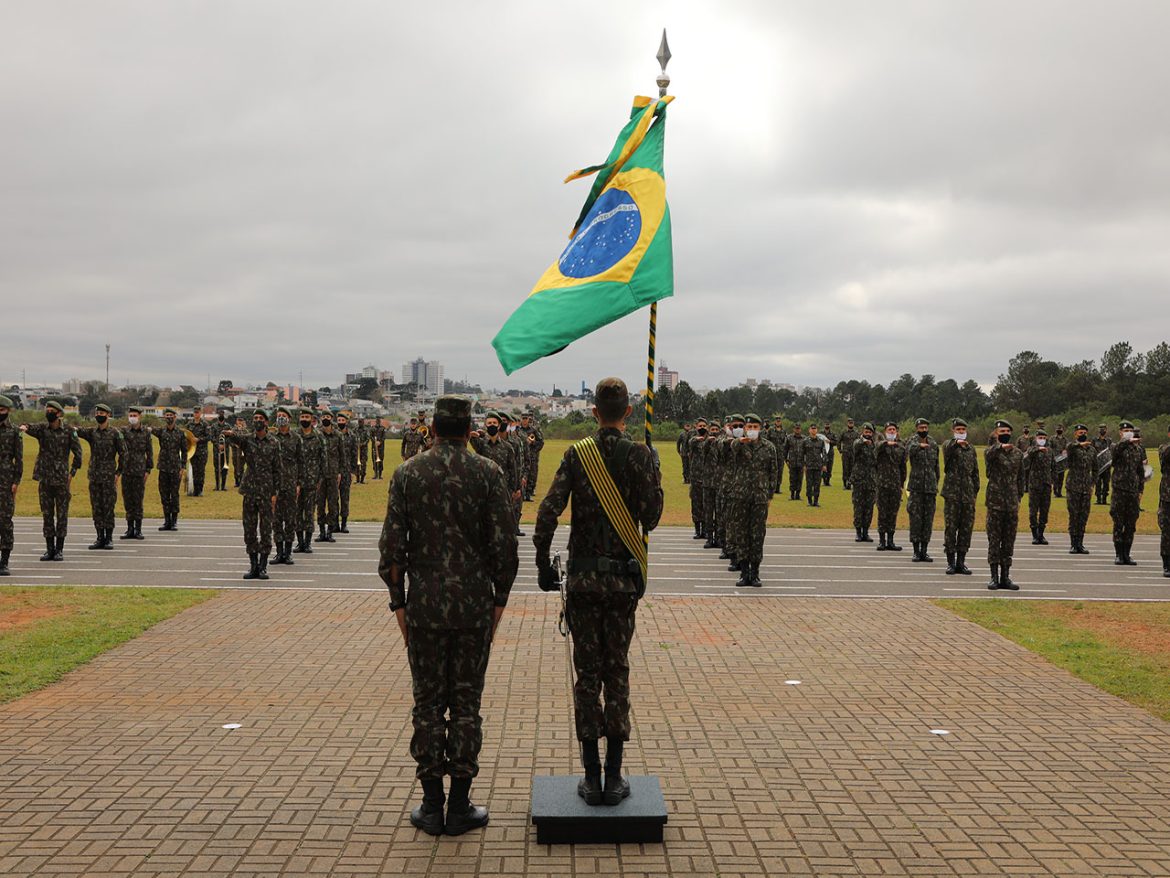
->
[885, 432, 897, 441]
[338, 421, 347, 429]
[1099, 429, 1107, 435]
[507, 424, 517, 433]
[0, 412, 7, 423]
[745, 428, 760, 440]
[300, 420, 312, 429]
[697, 428, 707, 436]
[1056, 430, 1063, 435]
[1036, 438, 1046, 447]
[95, 415, 108, 424]
[953, 432, 967, 441]
[165, 418, 175, 426]
[1076, 434, 1088, 443]
[998, 433, 1013, 444]
[731, 427, 744, 438]
[218, 415, 225, 422]
[486, 424, 499, 436]
[276, 416, 289, 427]
[254, 421, 266, 431]
[862, 433, 873, 440]
[917, 429, 928, 438]
[1122, 431, 1134, 441]
[46, 410, 59, 423]
[322, 419, 332, 428]
[128, 415, 139, 425]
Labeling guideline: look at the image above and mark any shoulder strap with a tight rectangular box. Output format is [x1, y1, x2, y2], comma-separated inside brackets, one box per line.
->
[573, 436, 648, 584]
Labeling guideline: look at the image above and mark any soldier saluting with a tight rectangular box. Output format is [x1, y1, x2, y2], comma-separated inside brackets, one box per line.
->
[21, 400, 82, 561]
[379, 395, 518, 837]
[0, 394, 22, 576]
[76, 403, 125, 550]
[534, 378, 663, 808]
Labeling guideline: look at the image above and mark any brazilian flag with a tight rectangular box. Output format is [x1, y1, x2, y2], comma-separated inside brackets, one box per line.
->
[492, 95, 674, 375]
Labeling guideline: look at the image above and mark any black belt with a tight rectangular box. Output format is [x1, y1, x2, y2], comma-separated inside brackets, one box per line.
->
[569, 556, 639, 576]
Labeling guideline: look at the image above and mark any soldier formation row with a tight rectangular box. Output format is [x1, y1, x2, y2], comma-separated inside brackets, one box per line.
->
[676, 414, 1168, 589]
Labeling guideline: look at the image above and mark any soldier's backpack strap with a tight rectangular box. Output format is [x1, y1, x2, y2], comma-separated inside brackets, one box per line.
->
[572, 436, 648, 588]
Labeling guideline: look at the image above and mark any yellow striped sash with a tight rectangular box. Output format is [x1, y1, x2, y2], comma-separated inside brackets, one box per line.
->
[573, 437, 648, 585]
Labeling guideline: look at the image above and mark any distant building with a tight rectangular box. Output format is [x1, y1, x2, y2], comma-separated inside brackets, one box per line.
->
[657, 362, 680, 391]
[401, 357, 444, 398]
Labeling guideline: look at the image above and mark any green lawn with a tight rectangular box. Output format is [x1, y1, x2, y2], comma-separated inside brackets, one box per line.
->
[0, 586, 216, 703]
[938, 600, 1170, 722]
[14, 438, 1162, 533]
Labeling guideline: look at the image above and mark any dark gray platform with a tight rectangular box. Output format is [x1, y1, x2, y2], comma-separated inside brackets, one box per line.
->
[530, 775, 667, 844]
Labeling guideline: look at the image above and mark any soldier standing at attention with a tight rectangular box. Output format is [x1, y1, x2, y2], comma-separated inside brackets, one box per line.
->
[186, 408, 210, 496]
[728, 414, 776, 587]
[520, 411, 544, 500]
[153, 408, 187, 531]
[765, 415, 786, 495]
[380, 395, 517, 837]
[21, 400, 83, 561]
[1064, 424, 1095, 554]
[401, 416, 423, 461]
[905, 418, 939, 563]
[1050, 424, 1069, 497]
[1109, 420, 1146, 566]
[874, 421, 907, 551]
[821, 423, 837, 486]
[371, 418, 387, 479]
[0, 395, 22, 576]
[839, 418, 859, 490]
[801, 423, 826, 507]
[355, 417, 369, 484]
[941, 418, 979, 574]
[76, 404, 125, 550]
[717, 415, 743, 564]
[335, 411, 357, 534]
[1092, 424, 1113, 504]
[534, 378, 663, 808]
[470, 412, 521, 529]
[270, 407, 303, 565]
[231, 415, 247, 487]
[1015, 426, 1034, 453]
[119, 407, 152, 540]
[1158, 425, 1170, 577]
[786, 424, 804, 501]
[222, 409, 282, 580]
[315, 412, 343, 543]
[209, 410, 229, 491]
[502, 413, 528, 529]
[687, 418, 708, 539]
[850, 423, 877, 542]
[676, 422, 692, 484]
[294, 408, 325, 554]
[1023, 428, 1055, 545]
[985, 419, 1024, 590]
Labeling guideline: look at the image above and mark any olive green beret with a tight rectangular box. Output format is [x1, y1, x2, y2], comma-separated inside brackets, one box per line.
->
[163, 407, 176, 416]
[1036, 428, 1048, 437]
[435, 395, 472, 419]
[1120, 420, 1135, 430]
[128, 406, 142, 415]
[915, 417, 929, 426]
[0, 394, 14, 408]
[862, 422, 876, 431]
[995, 419, 1013, 430]
[744, 413, 762, 424]
[1073, 423, 1088, 431]
[885, 421, 898, 428]
[94, 403, 112, 415]
[695, 417, 707, 424]
[254, 409, 269, 421]
[485, 410, 501, 421]
[275, 406, 292, 417]
[729, 413, 744, 422]
[44, 399, 64, 414]
[952, 418, 967, 428]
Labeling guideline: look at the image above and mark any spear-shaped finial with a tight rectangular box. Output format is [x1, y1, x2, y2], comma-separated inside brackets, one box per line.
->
[656, 29, 671, 98]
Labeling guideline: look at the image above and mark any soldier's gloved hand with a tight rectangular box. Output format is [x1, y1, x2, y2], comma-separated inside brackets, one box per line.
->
[537, 559, 558, 592]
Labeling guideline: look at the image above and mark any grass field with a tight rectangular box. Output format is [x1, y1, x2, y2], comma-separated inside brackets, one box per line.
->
[12, 438, 1162, 533]
[0, 586, 216, 703]
[938, 600, 1170, 722]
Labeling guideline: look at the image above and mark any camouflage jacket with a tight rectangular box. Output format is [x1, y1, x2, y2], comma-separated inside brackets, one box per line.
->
[120, 426, 154, 477]
[941, 439, 979, 500]
[1015, 435, 1034, 453]
[822, 429, 837, 460]
[273, 430, 304, 493]
[401, 428, 425, 460]
[153, 426, 188, 473]
[25, 423, 83, 487]
[1161, 444, 1170, 503]
[905, 437, 940, 494]
[471, 434, 520, 490]
[222, 430, 282, 499]
[1064, 440, 1097, 494]
[320, 429, 345, 477]
[1022, 446, 1055, 489]
[717, 435, 736, 489]
[785, 433, 805, 465]
[984, 442, 1024, 511]
[850, 438, 878, 488]
[299, 429, 327, 485]
[76, 425, 125, 481]
[534, 428, 664, 595]
[508, 429, 529, 472]
[1092, 434, 1113, 456]
[520, 424, 545, 456]
[379, 441, 518, 629]
[0, 422, 23, 487]
[726, 438, 777, 502]
[338, 428, 359, 474]
[1111, 439, 1146, 495]
[675, 428, 691, 458]
[686, 435, 708, 486]
[800, 435, 826, 470]
[207, 419, 229, 444]
[372, 424, 387, 447]
[839, 428, 859, 456]
[1049, 433, 1069, 455]
[875, 440, 907, 491]
[185, 419, 211, 450]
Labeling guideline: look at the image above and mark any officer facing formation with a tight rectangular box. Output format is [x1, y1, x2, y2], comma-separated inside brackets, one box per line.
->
[154, 408, 187, 531]
[985, 419, 1024, 590]
[850, 422, 878, 542]
[1022, 428, 1055, 545]
[20, 400, 82, 561]
[676, 421, 693, 484]
[800, 423, 826, 507]
[905, 418, 939, 562]
[874, 422, 907, 551]
[941, 418, 978, 574]
[379, 394, 518, 837]
[221, 409, 282, 580]
[0, 395, 21, 575]
[76, 404, 125, 550]
[401, 416, 425, 461]
[686, 418, 707, 539]
[1110, 420, 1146, 566]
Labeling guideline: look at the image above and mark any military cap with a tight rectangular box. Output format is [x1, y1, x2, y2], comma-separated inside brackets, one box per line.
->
[595, 376, 629, 404]
[885, 420, 898, 428]
[339, 409, 352, 418]
[729, 413, 744, 422]
[484, 410, 501, 421]
[808, 421, 818, 428]
[300, 407, 313, 417]
[952, 417, 968, 428]
[995, 419, 1013, 430]
[163, 407, 176, 416]
[862, 422, 876, 431]
[254, 409, 269, 421]
[695, 416, 707, 424]
[1120, 420, 1135, 430]
[44, 399, 65, 414]
[1036, 428, 1048, 437]
[1073, 423, 1088, 431]
[128, 405, 142, 415]
[745, 413, 762, 424]
[915, 417, 929, 426]
[94, 403, 112, 415]
[275, 406, 293, 417]
[846, 416, 855, 422]
[434, 395, 472, 419]
[1098, 423, 1107, 428]
[772, 413, 783, 420]
[0, 394, 13, 408]
[499, 411, 512, 422]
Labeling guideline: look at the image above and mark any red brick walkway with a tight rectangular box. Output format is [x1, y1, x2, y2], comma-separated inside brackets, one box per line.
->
[1, 593, 1168, 876]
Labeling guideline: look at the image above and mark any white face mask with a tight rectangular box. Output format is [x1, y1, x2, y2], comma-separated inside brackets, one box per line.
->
[745, 428, 760, 440]
[886, 432, 897, 441]
[731, 427, 744, 438]
[953, 431, 966, 442]
[1122, 431, 1134, 441]
[128, 415, 139, 425]
[1036, 438, 1046, 447]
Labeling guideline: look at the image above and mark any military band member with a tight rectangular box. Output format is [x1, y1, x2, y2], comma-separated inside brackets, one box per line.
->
[785, 424, 804, 501]
[315, 412, 344, 542]
[186, 408, 210, 496]
[1092, 424, 1113, 504]
[535, 378, 663, 808]
[985, 419, 1024, 590]
[231, 415, 246, 486]
[1159, 426, 1170, 577]
[1023, 428, 1055, 545]
[1064, 424, 1095, 554]
[839, 418, 859, 490]
[728, 414, 776, 586]
[294, 409, 325, 554]
[941, 418, 979, 574]
[209, 410, 229, 491]
[21, 400, 82, 561]
[0, 395, 22, 576]
[153, 408, 187, 531]
[906, 418, 939, 562]
[271, 407, 303, 565]
[119, 407, 152, 540]
[687, 418, 708, 539]
[851, 423, 877, 542]
[520, 411, 544, 500]
[1109, 420, 1145, 566]
[801, 422, 826, 507]
[401, 416, 425, 461]
[875, 421, 907, 551]
[355, 416, 369, 484]
[371, 419, 387, 479]
[222, 409, 281, 580]
[1050, 424, 1069, 497]
[336, 411, 357, 533]
[821, 422, 837, 486]
[76, 404, 125, 550]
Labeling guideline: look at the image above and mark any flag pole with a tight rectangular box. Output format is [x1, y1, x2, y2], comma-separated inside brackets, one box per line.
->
[645, 29, 671, 453]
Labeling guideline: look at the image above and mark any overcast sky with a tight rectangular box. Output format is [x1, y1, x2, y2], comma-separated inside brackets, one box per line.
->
[3, 1, 1169, 395]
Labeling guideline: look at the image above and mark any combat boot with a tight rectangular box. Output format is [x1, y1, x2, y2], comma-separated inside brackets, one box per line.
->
[876, 532, 888, 551]
[577, 739, 603, 805]
[1037, 528, 1048, 545]
[945, 549, 956, 574]
[409, 778, 445, 836]
[718, 544, 731, 559]
[89, 529, 104, 550]
[1000, 561, 1018, 590]
[1114, 541, 1126, 565]
[910, 541, 922, 561]
[1076, 539, 1089, 555]
[693, 524, 703, 539]
[987, 563, 1000, 590]
[243, 553, 259, 580]
[339, 517, 349, 534]
[887, 532, 903, 551]
[703, 533, 718, 549]
[735, 566, 751, 586]
[727, 557, 741, 572]
[302, 530, 313, 553]
[956, 552, 972, 575]
[750, 565, 763, 587]
[292, 534, 306, 554]
[284, 542, 295, 564]
[1122, 540, 1137, 565]
[860, 527, 873, 543]
[133, 519, 145, 540]
[52, 536, 64, 561]
[1162, 555, 1170, 578]
[257, 553, 270, 580]
[120, 520, 135, 540]
[323, 525, 336, 542]
[1031, 527, 1041, 545]
[0, 549, 10, 576]
[40, 539, 55, 561]
[919, 540, 933, 562]
[446, 777, 489, 835]
[602, 738, 630, 806]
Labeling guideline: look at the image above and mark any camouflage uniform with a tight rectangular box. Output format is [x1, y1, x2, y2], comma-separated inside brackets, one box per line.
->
[701, 434, 721, 544]
[1022, 443, 1055, 541]
[25, 418, 83, 551]
[337, 422, 358, 530]
[686, 430, 707, 536]
[316, 426, 344, 537]
[785, 431, 804, 500]
[1159, 441, 1170, 569]
[839, 424, 859, 489]
[379, 399, 518, 783]
[186, 417, 211, 495]
[941, 436, 980, 564]
[765, 422, 787, 493]
[520, 420, 544, 500]
[905, 432, 939, 556]
[0, 413, 22, 566]
[850, 435, 878, 538]
[76, 420, 125, 541]
[1092, 431, 1113, 504]
[676, 426, 692, 484]
[534, 424, 663, 745]
[371, 422, 387, 479]
[222, 427, 282, 557]
[209, 416, 230, 490]
[119, 418, 153, 537]
[800, 434, 825, 505]
[355, 420, 369, 483]
[1110, 434, 1146, 561]
[401, 425, 425, 461]
[874, 438, 907, 543]
[714, 429, 734, 550]
[506, 424, 528, 527]
[1064, 436, 1097, 551]
[297, 422, 325, 549]
[153, 424, 188, 527]
[1049, 430, 1069, 497]
[726, 431, 777, 580]
[272, 426, 304, 557]
[470, 432, 519, 526]
[984, 440, 1024, 570]
[821, 427, 837, 485]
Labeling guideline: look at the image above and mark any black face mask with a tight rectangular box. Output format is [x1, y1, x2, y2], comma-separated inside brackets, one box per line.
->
[321, 419, 332, 427]
[95, 415, 108, 424]
[300, 420, 312, 429]
[696, 428, 707, 436]
[998, 433, 1013, 444]
[485, 424, 499, 436]
[1056, 430, 1063, 435]
[46, 410, 59, 423]
[0, 412, 7, 423]
[254, 421, 266, 431]
[1076, 434, 1088, 442]
[917, 430, 928, 438]
[218, 415, 225, 421]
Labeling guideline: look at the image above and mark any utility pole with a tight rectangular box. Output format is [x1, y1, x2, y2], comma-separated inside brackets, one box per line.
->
[105, 344, 111, 390]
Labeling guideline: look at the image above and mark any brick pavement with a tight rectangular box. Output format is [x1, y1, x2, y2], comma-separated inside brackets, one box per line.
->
[1, 592, 1168, 877]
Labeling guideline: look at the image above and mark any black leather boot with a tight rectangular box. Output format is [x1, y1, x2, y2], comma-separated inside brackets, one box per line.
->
[945, 549, 956, 574]
[120, 520, 134, 539]
[0, 549, 10, 576]
[302, 530, 313, 553]
[89, 529, 104, 550]
[243, 553, 259, 580]
[257, 553, 270, 580]
[860, 527, 873, 543]
[1031, 526, 1040, 545]
[911, 541, 922, 562]
[718, 545, 731, 559]
[876, 531, 888, 551]
[446, 777, 489, 835]
[1162, 555, 1170, 578]
[1114, 541, 1125, 565]
[1122, 539, 1137, 565]
[735, 566, 751, 586]
[292, 534, 306, 554]
[920, 540, 933, 562]
[339, 517, 349, 534]
[987, 563, 1000, 590]
[133, 519, 145, 540]
[1037, 528, 1048, 546]
[855, 527, 865, 543]
[693, 524, 703, 539]
[52, 536, 64, 561]
[409, 778, 445, 836]
[577, 739, 603, 805]
[750, 564, 762, 587]
[727, 557, 741, 572]
[956, 552, 972, 575]
[1000, 561, 1018, 590]
[40, 538, 54, 561]
[704, 534, 718, 549]
[887, 532, 903, 551]
[315, 524, 329, 543]
[323, 525, 335, 542]
[603, 738, 630, 806]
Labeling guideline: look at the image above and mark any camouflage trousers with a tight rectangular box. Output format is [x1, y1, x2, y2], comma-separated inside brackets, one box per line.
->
[528, 453, 540, 493]
[852, 484, 875, 530]
[298, 480, 319, 532]
[0, 489, 14, 552]
[773, 461, 783, 494]
[986, 507, 1019, 564]
[316, 476, 339, 530]
[876, 487, 902, 532]
[689, 482, 703, 526]
[1159, 500, 1170, 557]
[339, 473, 352, 520]
[88, 476, 118, 530]
[715, 487, 729, 544]
[680, 453, 690, 483]
[841, 453, 853, 488]
[242, 495, 273, 554]
[372, 442, 385, 477]
[232, 447, 244, 484]
[1054, 471, 1065, 496]
[788, 463, 803, 497]
[359, 447, 368, 481]
[943, 496, 975, 553]
[907, 492, 936, 542]
[804, 468, 821, 504]
[122, 472, 146, 518]
[735, 498, 769, 566]
[158, 469, 182, 518]
[1028, 486, 1052, 532]
[702, 487, 718, 536]
[567, 591, 637, 741]
[191, 446, 208, 494]
[39, 482, 71, 541]
[273, 487, 298, 542]
[1095, 472, 1110, 503]
[1110, 491, 1140, 544]
[824, 454, 834, 479]
[1067, 491, 1091, 543]
[407, 625, 493, 780]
